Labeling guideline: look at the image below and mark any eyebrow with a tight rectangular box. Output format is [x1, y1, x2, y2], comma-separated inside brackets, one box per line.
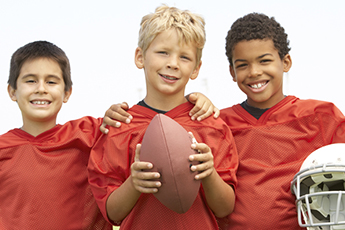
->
[21, 74, 62, 80]
[234, 53, 273, 64]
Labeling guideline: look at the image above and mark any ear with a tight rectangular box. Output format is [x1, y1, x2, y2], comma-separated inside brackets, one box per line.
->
[282, 54, 292, 72]
[135, 47, 144, 69]
[63, 87, 72, 103]
[7, 85, 17, 102]
[229, 65, 237, 82]
[190, 61, 202, 80]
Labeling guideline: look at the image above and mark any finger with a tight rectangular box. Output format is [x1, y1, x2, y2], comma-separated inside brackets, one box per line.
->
[195, 106, 213, 121]
[133, 168, 160, 180]
[213, 107, 220, 119]
[189, 104, 203, 120]
[120, 102, 129, 110]
[103, 116, 121, 129]
[107, 105, 132, 124]
[135, 185, 160, 194]
[191, 142, 210, 155]
[190, 157, 213, 170]
[194, 168, 214, 180]
[132, 172, 161, 194]
[99, 122, 109, 134]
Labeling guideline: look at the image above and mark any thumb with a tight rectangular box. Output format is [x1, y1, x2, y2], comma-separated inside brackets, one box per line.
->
[188, 93, 198, 104]
[134, 144, 142, 162]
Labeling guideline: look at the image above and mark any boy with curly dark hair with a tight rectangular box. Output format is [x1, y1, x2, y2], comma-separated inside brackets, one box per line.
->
[217, 12, 345, 229]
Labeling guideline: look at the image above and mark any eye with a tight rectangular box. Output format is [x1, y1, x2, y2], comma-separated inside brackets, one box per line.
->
[236, 63, 247, 69]
[47, 81, 57, 85]
[260, 59, 272, 64]
[25, 79, 36, 83]
[181, 55, 190, 61]
[158, 51, 168, 55]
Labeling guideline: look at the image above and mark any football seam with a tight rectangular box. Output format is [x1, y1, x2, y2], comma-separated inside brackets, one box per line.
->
[159, 115, 183, 211]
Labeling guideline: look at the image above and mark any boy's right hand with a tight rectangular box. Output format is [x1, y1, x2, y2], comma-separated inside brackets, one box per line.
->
[100, 102, 133, 134]
[131, 144, 161, 193]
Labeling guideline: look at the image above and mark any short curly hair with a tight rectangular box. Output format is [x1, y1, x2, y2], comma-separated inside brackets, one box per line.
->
[225, 13, 291, 66]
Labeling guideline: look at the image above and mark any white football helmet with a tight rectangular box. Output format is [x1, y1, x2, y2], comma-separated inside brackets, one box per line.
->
[291, 143, 345, 230]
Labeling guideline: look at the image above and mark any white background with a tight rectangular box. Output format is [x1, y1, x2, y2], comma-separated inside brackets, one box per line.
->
[1, 0, 344, 135]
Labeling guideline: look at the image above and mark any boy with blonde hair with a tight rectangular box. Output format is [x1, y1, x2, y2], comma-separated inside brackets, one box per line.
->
[88, 5, 238, 229]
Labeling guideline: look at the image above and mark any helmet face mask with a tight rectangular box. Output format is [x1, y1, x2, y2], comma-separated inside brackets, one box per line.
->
[291, 144, 345, 230]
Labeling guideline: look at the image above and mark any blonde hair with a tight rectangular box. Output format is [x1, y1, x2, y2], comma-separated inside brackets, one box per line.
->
[138, 5, 206, 66]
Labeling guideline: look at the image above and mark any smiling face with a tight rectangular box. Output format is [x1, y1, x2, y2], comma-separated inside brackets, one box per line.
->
[230, 39, 292, 109]
[8, 57, 71, 134]
[135, 28, 201, 110]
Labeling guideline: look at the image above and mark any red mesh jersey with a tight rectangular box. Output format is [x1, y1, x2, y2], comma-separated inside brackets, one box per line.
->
[218, 96, 345, 230]
[88, 102, 238, 230]
[0, 116, 112, 230]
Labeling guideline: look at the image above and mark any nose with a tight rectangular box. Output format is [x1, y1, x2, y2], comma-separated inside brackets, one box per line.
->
[248, 64, 262, 78]
[167, 55, 179, 70]
[35, 81, 48, 94]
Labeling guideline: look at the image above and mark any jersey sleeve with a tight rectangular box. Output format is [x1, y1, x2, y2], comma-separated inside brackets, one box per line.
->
[88, 128, 132, 225]
[320, 103, 345, 143]
[64, 116, 104, 147]
[190, 119, 238, 190]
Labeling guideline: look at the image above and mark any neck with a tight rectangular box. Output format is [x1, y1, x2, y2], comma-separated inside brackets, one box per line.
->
[144, 92, 187, 111]
[21, 119, 57, 137]
[247, 93, 285, 109]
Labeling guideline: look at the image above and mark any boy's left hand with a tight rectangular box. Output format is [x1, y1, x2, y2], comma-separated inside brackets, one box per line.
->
[188, 132, 215, 180]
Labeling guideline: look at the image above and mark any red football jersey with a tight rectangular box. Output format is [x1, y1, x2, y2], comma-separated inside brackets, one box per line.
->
[218, 96, 345, 230]
[88, 102, 238, 229]
[0, 116, 112, 230]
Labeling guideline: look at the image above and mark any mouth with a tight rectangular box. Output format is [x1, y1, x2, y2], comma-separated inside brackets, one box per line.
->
[31, 100, 51, 105]
[160, 74, 178, 81]
[248, 81, 269, 89]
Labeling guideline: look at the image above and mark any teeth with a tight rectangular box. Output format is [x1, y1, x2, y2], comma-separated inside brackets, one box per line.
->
[32, 101, 49, 105]
[250, 82, 265, 89]
[162, 75, 177, 80]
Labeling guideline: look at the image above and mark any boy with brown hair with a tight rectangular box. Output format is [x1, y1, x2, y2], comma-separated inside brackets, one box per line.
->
[0, 41, 112, 229]
[88, 5, 238, 229]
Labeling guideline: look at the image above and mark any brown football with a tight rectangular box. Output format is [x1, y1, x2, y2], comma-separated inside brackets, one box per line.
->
[140, 114, 200, 213]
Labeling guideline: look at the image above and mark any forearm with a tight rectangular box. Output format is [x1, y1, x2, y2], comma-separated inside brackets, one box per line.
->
[202, 169, 235, 218]
[106, 176, 141, 223]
